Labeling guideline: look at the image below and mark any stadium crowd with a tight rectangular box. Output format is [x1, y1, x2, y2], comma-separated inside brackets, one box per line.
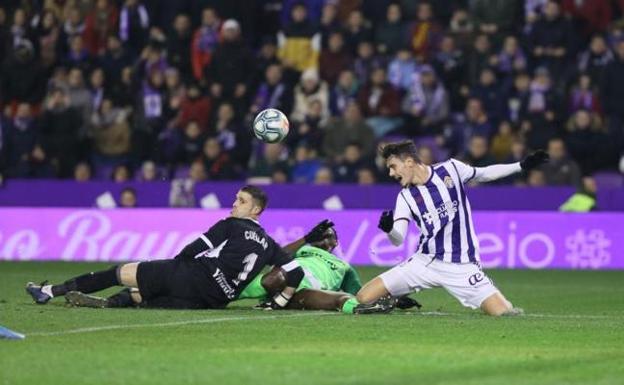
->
[1, 0, 623, 187]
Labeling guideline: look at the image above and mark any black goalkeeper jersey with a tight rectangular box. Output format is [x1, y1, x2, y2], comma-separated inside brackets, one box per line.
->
[174, 217, 292, 302]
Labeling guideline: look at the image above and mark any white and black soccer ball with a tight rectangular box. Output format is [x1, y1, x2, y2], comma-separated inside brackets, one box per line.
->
[253, 108, 290, 143]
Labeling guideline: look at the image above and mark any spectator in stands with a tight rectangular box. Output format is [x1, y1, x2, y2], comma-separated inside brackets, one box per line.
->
[119, 0, 150, 57]
[173, 83, 211, 131]
[578, 34, 613, 86]
[167, 14, 193, 78]
[357, 67, 401, 138]
[90, 98, 131, 167]
[542, 137, 582, 186]
[0, 8, 7, 63]
[470, 0, 518, 42]
[353, 40, 384, 83]
[319, 31, 353, 86]
[504, 72, 531, 124]
[277, 2, 320, 74]
[291, 144, 322, 183]
[314, 166, 333, 184]
[444, 97, 493, 156]
[176, 120, 207, 164]
[408, 2, 442, 62]
[7, 103, 51, 178]
[202, 137, 237, 180]
[40, 88, 82, 178]
[249, 142, 289, 179]
[527, 169, 547, 187]
[402, 65, 450, 135]
[490, 121, 515, 162]
[330, 69, 359, 117]
[138, 160, 160, 181]
[448, 8, 474, 51]
[374, 3, 407, 57]
[343, 9, 373, 55]
[601, 39, 624, 129]
[112, 164, 132, 183]
[191, 7, 221, 82]
[32, 9, 61, 69]
[333, 143, 368, 183]
[252, 36, 280, 89]
[528, 0, 576, 81]
[565, 109, 612, 175]
[318, 2, 340, 49]
[250, 64, 294, 116]
[568, 74, 602, 115]
[83, 0, 118, 56]
[60, 7, 85, 56]
[206, 19, 253, 110]
[387, 47, 419, 92]
[417, 145, 435, 165]
[357, 168, 376, 185]
[119, 187, 137, 208]
[464, 135, 496, 170]
[100, 35, 130, 89]
[466, 33, 493, 88]
[471, 67, 505, 123]
[74, 162, 92, 182]
[291, 69, 330, 123]
[432, 35, 466, 110]
[89, 68, 106, 113]
[493, 36, 527, 85]
[323, 102, 375, 162]
[287, 99, 325, 152]
[561, 0, 612, 37]
[1, 40, 46, 105]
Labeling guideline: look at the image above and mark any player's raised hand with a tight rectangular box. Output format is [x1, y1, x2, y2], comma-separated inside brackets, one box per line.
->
[304, 219, 335, 243]
[378, 210, 394, 233]
[520, 150, 550, 170]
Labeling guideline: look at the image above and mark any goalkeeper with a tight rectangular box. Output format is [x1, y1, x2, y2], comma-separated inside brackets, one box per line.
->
[238, 226, 421, 313]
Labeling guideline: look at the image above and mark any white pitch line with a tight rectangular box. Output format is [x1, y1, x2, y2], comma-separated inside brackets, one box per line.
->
[415, 311, 622, 320]
[27, 311, 340, 337]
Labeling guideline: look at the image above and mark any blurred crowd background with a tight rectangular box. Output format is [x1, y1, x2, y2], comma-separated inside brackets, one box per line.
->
[1, 0, 624, 189]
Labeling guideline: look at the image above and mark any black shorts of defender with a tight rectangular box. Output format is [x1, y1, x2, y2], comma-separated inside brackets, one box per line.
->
[136, 259, 225, 309]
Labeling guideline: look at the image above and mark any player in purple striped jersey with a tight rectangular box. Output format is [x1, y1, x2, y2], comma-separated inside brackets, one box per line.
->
[356, 141, 549, 316]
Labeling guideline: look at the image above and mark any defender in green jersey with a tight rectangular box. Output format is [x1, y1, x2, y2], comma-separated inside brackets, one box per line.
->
[239, 226, 421, 313]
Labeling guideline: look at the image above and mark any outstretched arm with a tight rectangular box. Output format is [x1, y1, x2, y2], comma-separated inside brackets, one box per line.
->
[379, 192, 412, 246]
[454, 150, 550, 184]
[282, 219, 335, 254]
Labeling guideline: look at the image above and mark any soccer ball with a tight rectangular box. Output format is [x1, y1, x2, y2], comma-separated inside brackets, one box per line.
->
[253, 108, 289, 143]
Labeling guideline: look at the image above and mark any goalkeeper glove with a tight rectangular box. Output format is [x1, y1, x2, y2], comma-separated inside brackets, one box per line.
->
[378, 210, 394, 233]
[520, 150, 549, 170]
[304, 219, 334, 243]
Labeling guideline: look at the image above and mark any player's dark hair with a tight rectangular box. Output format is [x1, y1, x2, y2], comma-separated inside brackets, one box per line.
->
[241, 185, 268, 213]
[379, 140, 421, 163]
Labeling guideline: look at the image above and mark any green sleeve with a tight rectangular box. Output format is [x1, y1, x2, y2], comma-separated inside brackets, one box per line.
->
[340, 267, 362, 295]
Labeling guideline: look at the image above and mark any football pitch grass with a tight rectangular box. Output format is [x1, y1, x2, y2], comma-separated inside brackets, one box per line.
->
[1, 262, 623, 385]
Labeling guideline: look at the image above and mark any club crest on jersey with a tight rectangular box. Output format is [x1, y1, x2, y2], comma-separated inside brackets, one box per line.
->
[444, 176, 454, 188]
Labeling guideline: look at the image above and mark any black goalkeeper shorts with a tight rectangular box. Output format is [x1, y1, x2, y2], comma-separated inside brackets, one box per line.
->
[136, 259, 223, 309]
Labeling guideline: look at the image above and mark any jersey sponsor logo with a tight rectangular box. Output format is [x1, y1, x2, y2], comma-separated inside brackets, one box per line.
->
[468, 272, 484, 286]
[422, 200, 459, 225]
[244, 231, 268, 250]
[212, 267, 237, 299]
[444, 175, 455, 188]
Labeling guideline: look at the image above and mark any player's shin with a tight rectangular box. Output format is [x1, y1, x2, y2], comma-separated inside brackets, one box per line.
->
[47, 265, 121, 297]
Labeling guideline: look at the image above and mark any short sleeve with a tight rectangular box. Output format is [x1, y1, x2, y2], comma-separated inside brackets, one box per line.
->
[201, 219, 230, 249]
[394, 190, 412, 223]
[450, 158, 476, 183]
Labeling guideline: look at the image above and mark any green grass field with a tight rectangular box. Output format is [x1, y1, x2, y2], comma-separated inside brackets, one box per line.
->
[1, 262, 623, 385]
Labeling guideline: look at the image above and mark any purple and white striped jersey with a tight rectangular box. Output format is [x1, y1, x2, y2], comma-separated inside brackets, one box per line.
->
[393, 158, 480, 264]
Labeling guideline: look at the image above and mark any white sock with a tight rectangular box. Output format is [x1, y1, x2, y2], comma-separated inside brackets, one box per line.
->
[41, 285, 54, 298]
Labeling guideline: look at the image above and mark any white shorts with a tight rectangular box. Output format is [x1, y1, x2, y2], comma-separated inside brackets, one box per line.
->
[379, 254, 500, 309]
